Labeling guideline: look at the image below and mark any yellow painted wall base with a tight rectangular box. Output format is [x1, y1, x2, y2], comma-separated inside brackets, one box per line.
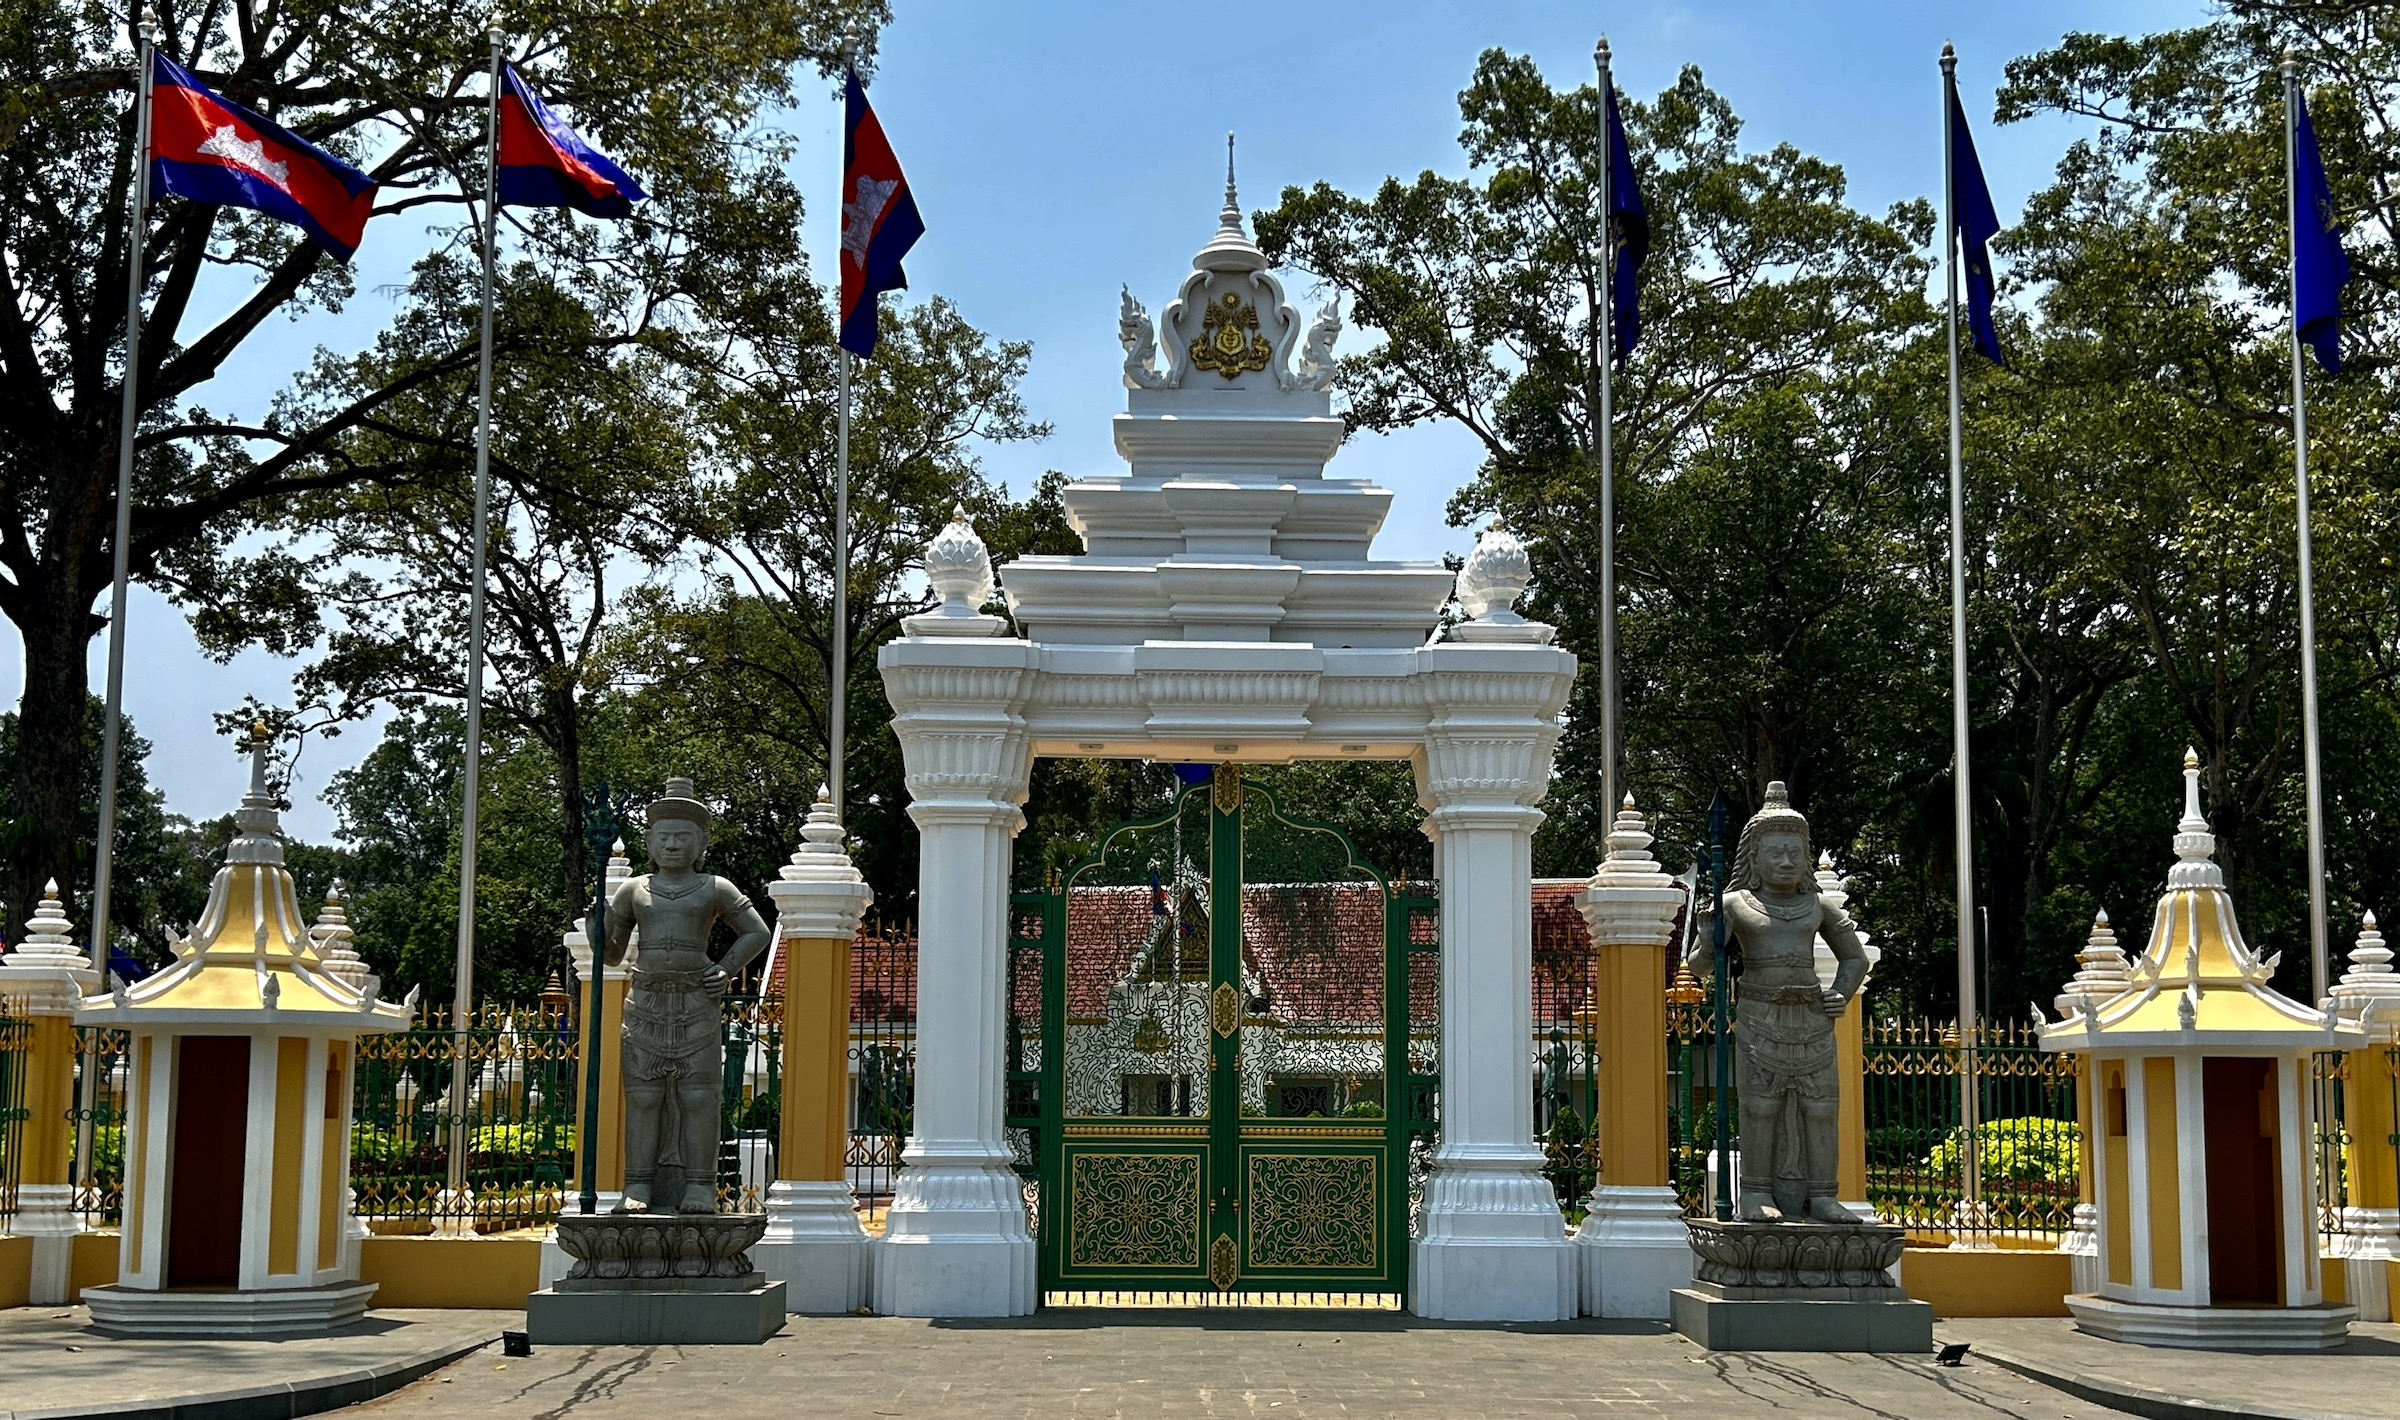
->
[71, 1231, 118, 1299]
[2325, 1251, 2350, 1306]
[0, 1235, 30, 1308]
[360, 1236, 543, 1310]
[1899, 1247, 2072, 1318]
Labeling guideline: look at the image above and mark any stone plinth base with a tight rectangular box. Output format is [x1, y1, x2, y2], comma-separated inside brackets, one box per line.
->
[1409, 1236, 1578, 1321]
[1670, 1218, 1928, 1352]
[526, 1281, 788, 1344]
[755, 1180, 871, 1314]
[1685, 1217, 1907, 1288]
[528, 1211, 787, 1344]
[1572, 1185, 1690, 1319]
[84, 1280, 377, 1336]
[1671, 1282, 1934, 1353]
[2065, 1293, 2355, 1350]
[871, 1163, 1036, 1317]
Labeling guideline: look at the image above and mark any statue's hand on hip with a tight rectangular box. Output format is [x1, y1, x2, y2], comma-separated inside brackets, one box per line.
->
[1820, 988, 1848, 1018]
[703, 962, 729, 997]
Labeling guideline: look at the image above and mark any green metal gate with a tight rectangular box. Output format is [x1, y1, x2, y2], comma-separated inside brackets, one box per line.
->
[1016, 766, 1435, 1303]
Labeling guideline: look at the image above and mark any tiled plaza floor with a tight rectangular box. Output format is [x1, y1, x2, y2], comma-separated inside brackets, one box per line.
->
[346, 1312, 2122, 1420]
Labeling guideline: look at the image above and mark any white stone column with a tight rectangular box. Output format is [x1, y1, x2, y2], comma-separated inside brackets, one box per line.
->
[756, 787, 876, 1314]
[871, 520, 1039, 1316]
[1571, 800, 1691, 1318]
[3, 881, 98, 1305]
[1407, 604, 1579, 1320]
[2332, 912, 2400, 1321]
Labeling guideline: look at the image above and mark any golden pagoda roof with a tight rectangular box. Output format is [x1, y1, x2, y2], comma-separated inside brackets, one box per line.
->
[2041, 750, 2361, 1054]
[77, 724, 411, 1035]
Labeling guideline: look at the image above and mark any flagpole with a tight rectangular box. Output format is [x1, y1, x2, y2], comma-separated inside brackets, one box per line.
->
[92, 6, 160, 968]
[1940, 42, 1982, 1217]
[2283, 49, 2331, 1004]
[1594, 37, 1621, 825]
[447, 17, 505, 1206]
[831, 25, 863, 822]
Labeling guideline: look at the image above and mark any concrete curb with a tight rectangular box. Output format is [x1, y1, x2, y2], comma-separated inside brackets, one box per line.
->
[1977, 1346, 2376, 1420]
[5, 1329, 496, 1420]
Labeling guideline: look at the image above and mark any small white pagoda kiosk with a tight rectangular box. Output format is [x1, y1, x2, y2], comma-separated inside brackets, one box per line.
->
[2039, 750, 2362, 1348]
[872, 151, 1582, 1320]
[77, 725, 412, 1334]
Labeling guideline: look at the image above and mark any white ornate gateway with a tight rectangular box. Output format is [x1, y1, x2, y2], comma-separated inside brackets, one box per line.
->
[873, 155, 1579, 1320]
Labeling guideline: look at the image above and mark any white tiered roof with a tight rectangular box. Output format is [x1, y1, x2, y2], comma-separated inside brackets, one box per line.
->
[999, 146, 1454, 649]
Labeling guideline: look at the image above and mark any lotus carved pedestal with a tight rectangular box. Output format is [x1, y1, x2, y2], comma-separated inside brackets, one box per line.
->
[526, 1214, 787, 1344]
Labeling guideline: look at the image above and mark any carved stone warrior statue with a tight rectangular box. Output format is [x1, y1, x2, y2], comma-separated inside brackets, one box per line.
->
[606, 778, 772, 1214]
[1685, 782, 1870, 1224]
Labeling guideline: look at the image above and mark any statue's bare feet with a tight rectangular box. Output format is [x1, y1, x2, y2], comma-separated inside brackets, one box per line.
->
[615, 1182, 652, 1214]
[1737, 1189, 1782, 1223]
[1806, 1196, 1866, 1225]
[677, 1183, 717, 1214]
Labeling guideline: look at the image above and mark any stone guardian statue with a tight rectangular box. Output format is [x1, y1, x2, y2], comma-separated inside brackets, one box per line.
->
[1685, 782, 1869, 1224]
[605, 778, 773, 1214]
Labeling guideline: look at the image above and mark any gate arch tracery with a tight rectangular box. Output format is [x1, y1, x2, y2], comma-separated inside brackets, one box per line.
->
[1011, 766, 1436, 1302]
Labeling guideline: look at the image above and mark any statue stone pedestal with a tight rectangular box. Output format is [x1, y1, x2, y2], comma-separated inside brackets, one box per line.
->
[1669, 1220, 1931, 1353]
[525, 1215, 787, 1345]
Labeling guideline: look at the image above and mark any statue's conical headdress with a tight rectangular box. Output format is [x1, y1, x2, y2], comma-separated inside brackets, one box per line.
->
[1732, 781, 1812, 892]
[649, 777, 711, 831]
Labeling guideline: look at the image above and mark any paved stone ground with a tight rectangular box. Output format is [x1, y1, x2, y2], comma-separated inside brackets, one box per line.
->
[0, 1307, 508, 1420]
[1953, 1316, 2400, 1420]
[345, 1314, 2123, 1420]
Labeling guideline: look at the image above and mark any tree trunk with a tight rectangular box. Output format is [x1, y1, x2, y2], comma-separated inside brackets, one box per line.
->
[8, 575, 100, 944]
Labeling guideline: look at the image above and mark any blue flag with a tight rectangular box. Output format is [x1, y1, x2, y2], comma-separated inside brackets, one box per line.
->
[1602, 81, 1649, 363]
[2292, 87, 2350, 374]
[1947, 84, 2005, 366]
[840, 68, 924, 358]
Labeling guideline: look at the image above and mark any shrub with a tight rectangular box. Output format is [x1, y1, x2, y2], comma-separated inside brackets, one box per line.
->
[1924, 1117, 2079, 1184]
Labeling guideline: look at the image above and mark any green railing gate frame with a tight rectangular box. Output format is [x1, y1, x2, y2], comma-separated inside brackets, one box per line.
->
[1016, 767, 1432, 1300]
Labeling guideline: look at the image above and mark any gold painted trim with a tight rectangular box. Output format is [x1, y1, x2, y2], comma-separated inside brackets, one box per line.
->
[1064, 1124, 1210, 1139]
[1212, 764, 1244, 815]
[1237, 1125, 1384, 1141]
[1209, 1234, 1239, 1291]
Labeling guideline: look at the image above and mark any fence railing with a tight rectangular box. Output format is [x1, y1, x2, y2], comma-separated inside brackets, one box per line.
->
[68, 1026, 129, 1227]
[1863, 1020, 2079, 1245]
[0, 999, 29, 1225]
[850, 926, 918, 1206]
[1672, 1008, 2083, 1245]
[351, 1007, 579, 1232]
[720, 993, 779, 1214]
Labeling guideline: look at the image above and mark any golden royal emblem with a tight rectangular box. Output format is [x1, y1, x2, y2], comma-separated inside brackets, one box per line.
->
[1210, 980, 1241, 1038]
[1191, 291, 1271, 380]
[1210, 1232, 1240, 1291]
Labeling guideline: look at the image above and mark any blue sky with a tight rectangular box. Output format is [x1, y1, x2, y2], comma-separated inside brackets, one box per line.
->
[7, 0, 2202, 840]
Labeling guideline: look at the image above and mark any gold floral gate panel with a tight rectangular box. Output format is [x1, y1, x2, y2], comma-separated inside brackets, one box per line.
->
[1027, 767, 1434, 1302]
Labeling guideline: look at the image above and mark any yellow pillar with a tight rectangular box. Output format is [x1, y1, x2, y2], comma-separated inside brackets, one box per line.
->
[1592, 943, 1668, 1190]
[2, 880, 99, 1305]
[2351, 1043, 2398, 1218]
[1570, 796, 1690, 1319]
[777, 933, 852, 1184]
[757, 785, 874, 1313]
[574, 980, 628, 1198]
[1835, 1007, 1867, 1205]
[2331, 911, 2400, 1320]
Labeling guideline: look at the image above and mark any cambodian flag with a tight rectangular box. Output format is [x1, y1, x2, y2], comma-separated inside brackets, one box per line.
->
[148, 55, 376, 261]
[839, 68, 924, 358]
[496, 65, 646, 219]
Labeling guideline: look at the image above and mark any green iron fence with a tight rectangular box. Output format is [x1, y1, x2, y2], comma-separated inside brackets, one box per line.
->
[851, 923, 918, 1206]
[350, 1007, 579, 1232]
[1532, 890, 1599, 1214]
[719, 992, 780, 1214]
[1672, 1007, 2082, 1245]
[1863, 1019, 2079, 1245]
[0, 999, 29, 1225]
[69, 1026, 129, 1227]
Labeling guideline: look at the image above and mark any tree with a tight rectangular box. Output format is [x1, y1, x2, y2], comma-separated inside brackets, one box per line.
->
[0, 0, 880, 940]
[1254, 51, 1941, 875]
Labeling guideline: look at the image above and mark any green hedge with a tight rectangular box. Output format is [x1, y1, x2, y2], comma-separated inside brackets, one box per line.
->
[1923, 1117, 2080, 1184]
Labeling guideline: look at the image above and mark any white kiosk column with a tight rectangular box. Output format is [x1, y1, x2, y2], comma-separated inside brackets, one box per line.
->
[872, 511, 1040, 1318]
[1407, 525, 1579, 1321]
